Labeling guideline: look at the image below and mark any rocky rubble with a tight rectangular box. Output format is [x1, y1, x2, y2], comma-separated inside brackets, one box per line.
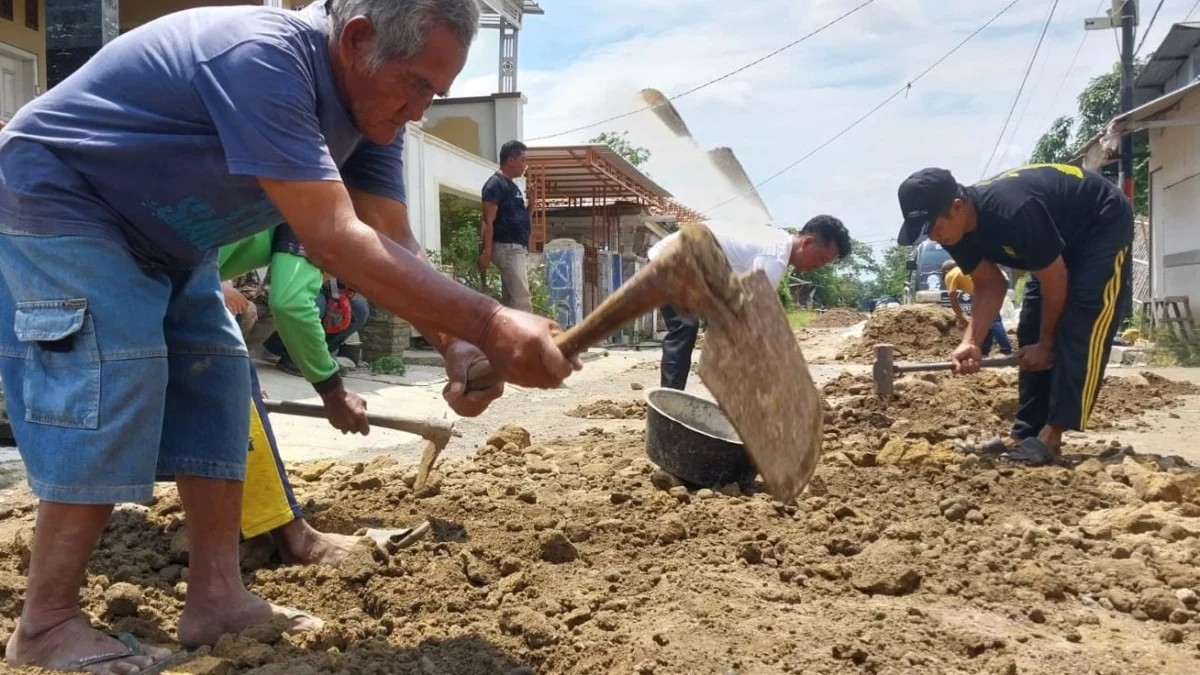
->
[837, 304, 967, 363]
[1, 411, 1199, 673]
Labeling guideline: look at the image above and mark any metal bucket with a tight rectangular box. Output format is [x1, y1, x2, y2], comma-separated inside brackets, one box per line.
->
[643, 387, 756, 487]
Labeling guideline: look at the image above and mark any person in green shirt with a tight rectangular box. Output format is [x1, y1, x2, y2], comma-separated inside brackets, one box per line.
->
[219, 224, 415, 565]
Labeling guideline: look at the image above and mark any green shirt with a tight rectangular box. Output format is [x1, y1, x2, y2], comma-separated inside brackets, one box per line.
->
[218, 228, 339, 386]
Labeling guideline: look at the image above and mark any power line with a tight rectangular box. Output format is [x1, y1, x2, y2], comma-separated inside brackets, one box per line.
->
[1050, 0, 1107, 113]
[1003, 0, 1062, 159]
[525, 0, 884, 143]
[980, 0, 1061, 179]
[701, 0, 1026, 215]
[1134, 0, 1166, 56]
[1188, 0, 1200, 21]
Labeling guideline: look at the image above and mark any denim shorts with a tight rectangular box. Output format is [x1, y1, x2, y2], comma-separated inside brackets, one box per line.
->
[0, 229, 251, 504]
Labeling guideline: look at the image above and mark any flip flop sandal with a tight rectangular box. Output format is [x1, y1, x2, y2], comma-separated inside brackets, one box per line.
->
[364, 521, 432, 555]
[62, 631, 189, 674]
[964, 437, 1013, 456]
[998, 437, 1059, 467]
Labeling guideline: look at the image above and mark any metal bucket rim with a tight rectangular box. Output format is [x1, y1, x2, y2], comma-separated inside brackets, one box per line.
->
[642, 387, 743, 446]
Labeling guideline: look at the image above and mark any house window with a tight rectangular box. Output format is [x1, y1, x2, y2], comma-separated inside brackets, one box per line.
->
[24, 0, 36, 30]
[0, 0, 13, 22]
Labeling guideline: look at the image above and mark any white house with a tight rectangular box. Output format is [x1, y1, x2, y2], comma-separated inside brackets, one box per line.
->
[1084, 22, 1200, 325]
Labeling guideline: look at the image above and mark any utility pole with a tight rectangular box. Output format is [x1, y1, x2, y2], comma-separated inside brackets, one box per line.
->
[1119, 0, 1136, 203]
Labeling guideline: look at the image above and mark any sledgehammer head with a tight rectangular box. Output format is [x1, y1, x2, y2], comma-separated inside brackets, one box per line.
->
[669, 225, 824, 503]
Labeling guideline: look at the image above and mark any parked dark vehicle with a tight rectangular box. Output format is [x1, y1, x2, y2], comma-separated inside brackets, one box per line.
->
[902, 238, 1016, 312]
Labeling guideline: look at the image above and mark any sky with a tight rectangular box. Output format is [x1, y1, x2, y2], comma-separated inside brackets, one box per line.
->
[446, 0, 1188, 254]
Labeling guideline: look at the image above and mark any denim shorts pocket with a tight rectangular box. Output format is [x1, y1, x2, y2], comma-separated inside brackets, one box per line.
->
[14, 299, 101, 429]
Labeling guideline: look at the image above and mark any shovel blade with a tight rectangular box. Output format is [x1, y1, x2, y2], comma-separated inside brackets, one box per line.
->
[697, 271, 824, 503]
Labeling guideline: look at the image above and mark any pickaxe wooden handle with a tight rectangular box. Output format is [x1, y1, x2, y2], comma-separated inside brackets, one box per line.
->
[261, 399, 457, 446]
[463, 227, 735, 392]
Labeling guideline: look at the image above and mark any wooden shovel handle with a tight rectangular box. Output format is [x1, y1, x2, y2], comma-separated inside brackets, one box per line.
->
[465, 266, 673, 392]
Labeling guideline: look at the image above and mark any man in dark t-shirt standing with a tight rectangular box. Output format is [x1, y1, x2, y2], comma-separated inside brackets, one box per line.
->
[479, 140, 534, 312]
[895, 164, 1133, 466]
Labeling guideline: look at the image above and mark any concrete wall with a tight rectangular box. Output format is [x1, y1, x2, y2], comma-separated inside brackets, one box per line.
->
[120, 0, 306, 33]
[1147, 91, 1200, 320]
[424, 93, 525, 164]
[0, 0, 46, 102]
[403, 122, 498, 254]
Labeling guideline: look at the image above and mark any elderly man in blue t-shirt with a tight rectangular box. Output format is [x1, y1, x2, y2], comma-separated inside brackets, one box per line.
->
[0, 1, 579, 671]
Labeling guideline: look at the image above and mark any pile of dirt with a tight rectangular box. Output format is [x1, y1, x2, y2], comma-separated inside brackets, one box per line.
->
[838, 304, 964, 363]
[820, 370, 1200, 455]
[566, 399, 647, 420]
[809, 307, 867, 329]
[4, 419, 1200, 674]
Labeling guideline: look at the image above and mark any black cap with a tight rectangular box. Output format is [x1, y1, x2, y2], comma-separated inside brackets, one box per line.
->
[896, 168, 959, 246]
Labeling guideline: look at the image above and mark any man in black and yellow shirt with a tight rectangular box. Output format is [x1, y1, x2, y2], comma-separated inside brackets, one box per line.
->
[896, 164, 1133, 466]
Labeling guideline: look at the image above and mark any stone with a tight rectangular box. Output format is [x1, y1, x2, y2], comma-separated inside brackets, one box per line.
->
[1106, 587, 1136, 613]
[360, 307, 411, 362]
[295, 461, 335, 482]
[1011, 564, 1071, 600]
[103, 583, 142, 620]
[657, 517, 689, 545]
[488, 425, 532, 451]
[851, 567, 922, 596]
[1138, 588, 1184, 621]
[631, 382, 644, 391]
[539, 531, 579, 564]
[498, 608, 559, 649]
[1174, 588, 1198, 608]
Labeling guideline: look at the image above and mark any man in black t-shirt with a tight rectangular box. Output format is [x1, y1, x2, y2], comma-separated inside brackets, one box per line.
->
[895, 164, 1133, 466]
[479, 140, 534, 312]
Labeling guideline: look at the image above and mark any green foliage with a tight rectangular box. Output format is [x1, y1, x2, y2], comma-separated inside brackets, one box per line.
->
[777, 276, 795, 309]
[1029, 59, 1149, 215]
[588, 131, 651, 169]
[430, 193, 551, 317]
[874, 245, 910, 299]
[370, 355, 406, 376]
[1029, 116, 1075, 164]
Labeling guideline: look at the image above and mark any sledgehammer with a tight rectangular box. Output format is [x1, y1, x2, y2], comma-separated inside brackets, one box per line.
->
[465, 224, 825, 503]
[872, 343, 1019, 397]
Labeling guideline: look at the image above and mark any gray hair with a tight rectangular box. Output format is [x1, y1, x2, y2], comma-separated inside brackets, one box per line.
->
[329, 0, 480, 68]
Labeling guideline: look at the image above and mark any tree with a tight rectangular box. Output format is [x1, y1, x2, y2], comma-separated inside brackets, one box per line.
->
[589, 131, 651, 168]
[1029, 116, 1075, 164]
[1028, 58, 1149, 214]
[875, 245, 910, 299]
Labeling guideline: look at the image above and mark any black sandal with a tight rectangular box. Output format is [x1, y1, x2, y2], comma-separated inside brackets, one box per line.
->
[998, 437, 1059, 467]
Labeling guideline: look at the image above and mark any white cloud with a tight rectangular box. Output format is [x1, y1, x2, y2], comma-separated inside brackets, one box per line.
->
[452, 0, 1177, 251]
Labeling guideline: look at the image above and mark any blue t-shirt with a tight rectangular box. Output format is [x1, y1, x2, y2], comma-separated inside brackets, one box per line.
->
[481, 172, 530, 247]
[0, 1, 405, 269]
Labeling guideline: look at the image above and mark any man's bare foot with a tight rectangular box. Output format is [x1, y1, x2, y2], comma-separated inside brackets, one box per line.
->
[273, 519, 360, 566]
[6, 613, 174, 674]
[177, 589, 322, 648]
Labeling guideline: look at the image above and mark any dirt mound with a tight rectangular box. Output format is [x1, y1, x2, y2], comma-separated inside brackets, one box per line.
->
[821, 371, 1200, 455]
[4, 417, 1200, 674]
[838, 304, 964, 363]
[566, 399, 646, 420]
[809, 307, 867, 329]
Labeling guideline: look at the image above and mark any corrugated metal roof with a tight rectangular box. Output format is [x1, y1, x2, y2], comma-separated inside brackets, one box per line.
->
[526, 145, 674, 200]
[1136, 23, 1200, 89]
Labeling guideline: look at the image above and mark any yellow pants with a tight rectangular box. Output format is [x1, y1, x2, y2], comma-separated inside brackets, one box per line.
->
[240, 366, 302, 539]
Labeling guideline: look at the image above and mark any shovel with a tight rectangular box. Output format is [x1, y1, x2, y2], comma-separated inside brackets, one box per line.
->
[465, 224, 824, 503]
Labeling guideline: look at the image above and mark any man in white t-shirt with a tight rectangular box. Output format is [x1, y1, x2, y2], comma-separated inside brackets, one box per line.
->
[648, 215, 852, 389]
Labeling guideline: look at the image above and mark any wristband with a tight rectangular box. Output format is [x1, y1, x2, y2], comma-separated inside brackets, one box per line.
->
[312, 372, 343, 396]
